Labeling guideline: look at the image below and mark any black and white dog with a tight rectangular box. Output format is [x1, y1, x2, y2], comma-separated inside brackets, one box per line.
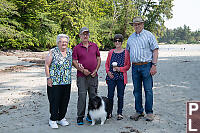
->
[88, 96, 110, 125]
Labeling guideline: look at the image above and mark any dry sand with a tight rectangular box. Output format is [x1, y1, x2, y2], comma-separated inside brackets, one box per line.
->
[0, 45, 200, 133]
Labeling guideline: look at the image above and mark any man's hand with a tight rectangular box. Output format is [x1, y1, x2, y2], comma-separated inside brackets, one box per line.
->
[91, 69, 97, 77]
[150, 65, 157, 76]
[78, 63, 84, 70]
[83, 69, 91, 76]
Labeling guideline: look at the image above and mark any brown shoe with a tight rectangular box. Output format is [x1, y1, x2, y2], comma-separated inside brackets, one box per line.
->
[130, 112, 144, 121]
[146, 113, 154, 121]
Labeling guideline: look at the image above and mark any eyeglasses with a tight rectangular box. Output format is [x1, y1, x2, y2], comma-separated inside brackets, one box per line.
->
[133, 23, 143, 27]
[59, 41, 68, 44]
[114, 40, 123, 42]
[81, 33, 89, 36]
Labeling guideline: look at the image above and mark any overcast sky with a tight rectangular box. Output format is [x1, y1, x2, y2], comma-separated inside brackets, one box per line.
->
[164, 0, 200, 31]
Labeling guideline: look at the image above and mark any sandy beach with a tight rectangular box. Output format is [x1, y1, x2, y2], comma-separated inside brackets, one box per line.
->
[0, 45, 200, 133]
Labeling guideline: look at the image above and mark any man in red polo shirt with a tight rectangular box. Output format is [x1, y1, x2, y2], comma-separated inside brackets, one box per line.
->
[72, 27, 101, 125]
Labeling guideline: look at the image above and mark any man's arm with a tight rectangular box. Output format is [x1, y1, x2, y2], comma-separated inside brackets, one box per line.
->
[152, 48, 158, 64]
[91, 56, 101, 77]
[96, 56, 101, 72]
[150, 48, 158, 76]
[73, 59, 91, 76]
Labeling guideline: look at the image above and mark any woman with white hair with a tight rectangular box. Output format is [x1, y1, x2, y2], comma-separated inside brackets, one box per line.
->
[45, 34, 72, 128]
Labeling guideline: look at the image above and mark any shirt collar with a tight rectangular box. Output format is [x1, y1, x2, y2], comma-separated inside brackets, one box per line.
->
[135, 29, 144, 37]
[80, 42, 92, 47]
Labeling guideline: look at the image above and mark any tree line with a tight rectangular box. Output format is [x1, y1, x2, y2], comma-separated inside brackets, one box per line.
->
[158, 25, 200, 44]
[0, 0, 173, 51]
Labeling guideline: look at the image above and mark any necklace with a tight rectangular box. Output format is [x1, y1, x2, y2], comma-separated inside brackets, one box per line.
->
[115, 48, 124, 53]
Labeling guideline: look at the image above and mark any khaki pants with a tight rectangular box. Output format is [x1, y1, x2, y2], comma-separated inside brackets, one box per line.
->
[77, 75, 98, 118]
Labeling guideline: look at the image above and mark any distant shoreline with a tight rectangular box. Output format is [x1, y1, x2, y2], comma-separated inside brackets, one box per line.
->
[1, 44, 200, 52]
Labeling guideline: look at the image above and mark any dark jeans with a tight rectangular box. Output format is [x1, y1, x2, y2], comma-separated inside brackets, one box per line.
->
[107, 79, 125, 115]
[132, 62, 153, 114]
[77, 75, 98, 118]
[47, 84, 71, 121]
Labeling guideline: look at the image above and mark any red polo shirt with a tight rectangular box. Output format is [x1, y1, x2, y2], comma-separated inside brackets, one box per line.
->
[72, 42, 100, 77]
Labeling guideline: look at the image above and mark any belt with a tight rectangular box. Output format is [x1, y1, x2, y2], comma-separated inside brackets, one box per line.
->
[132, 62, 149, 65]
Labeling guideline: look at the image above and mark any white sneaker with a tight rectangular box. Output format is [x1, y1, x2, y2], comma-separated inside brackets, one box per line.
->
[57, 118, 69, 126]
[49, 120, 58, 129]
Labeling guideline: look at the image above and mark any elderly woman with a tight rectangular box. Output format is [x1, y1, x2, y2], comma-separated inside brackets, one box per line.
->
[105, 34, 131, 120]
[45, 34, 72, 128]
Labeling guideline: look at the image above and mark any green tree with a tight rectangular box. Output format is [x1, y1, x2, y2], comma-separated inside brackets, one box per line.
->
[1, 0, 175, 51]
[10, 0, 60, 50]
[0, 0, 39, 50]
[158, 26, 200, 44]
[134, 0, 173, 38]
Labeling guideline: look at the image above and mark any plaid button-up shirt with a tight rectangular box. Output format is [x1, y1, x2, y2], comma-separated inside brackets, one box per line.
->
[126, 29, 159, 63]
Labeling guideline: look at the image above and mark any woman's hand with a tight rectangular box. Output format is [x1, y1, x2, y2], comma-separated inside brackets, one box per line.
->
[108, 71, 114, 79]
[47, 78, 52, 87]
[114, 67, 120, 72]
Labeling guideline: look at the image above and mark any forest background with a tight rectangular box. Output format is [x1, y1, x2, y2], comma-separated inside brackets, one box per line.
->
[1, 0, 200, 51]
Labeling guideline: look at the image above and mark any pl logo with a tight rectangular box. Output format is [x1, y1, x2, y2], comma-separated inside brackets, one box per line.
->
[187, 102, 200, 133]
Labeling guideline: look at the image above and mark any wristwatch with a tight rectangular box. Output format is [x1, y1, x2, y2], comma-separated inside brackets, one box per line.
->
[152, 63, 157, 66]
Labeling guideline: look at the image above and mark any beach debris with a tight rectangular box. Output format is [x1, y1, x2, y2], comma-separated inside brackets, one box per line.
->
[0, 105, 18, 115]
[0, 50, 46, 72]
[180, 60, 191, 63]
[130, 128, 141, 133]
[0, 110, 9, 115]
[9, 105, 17, 109]
[124, 126, 141, 133]
[29, 59, 45, 64]
[19, 91, 45, 96]
[22, 59, 45, 66]
[0, 65, 30, 72]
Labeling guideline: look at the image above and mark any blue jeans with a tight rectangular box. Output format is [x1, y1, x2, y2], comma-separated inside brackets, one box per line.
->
[132, 63, 153, 114]
[107, 79, 125, 115]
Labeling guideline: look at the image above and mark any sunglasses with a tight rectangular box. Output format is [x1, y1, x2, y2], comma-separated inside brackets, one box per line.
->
[114, 39, 123, 42]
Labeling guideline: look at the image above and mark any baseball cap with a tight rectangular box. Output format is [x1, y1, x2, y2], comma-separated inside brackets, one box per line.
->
[80, 27, 89, 34]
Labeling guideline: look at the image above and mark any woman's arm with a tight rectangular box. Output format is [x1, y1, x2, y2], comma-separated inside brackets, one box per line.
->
[119, 50, 131, 72]
[45, 51, 53, 87]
